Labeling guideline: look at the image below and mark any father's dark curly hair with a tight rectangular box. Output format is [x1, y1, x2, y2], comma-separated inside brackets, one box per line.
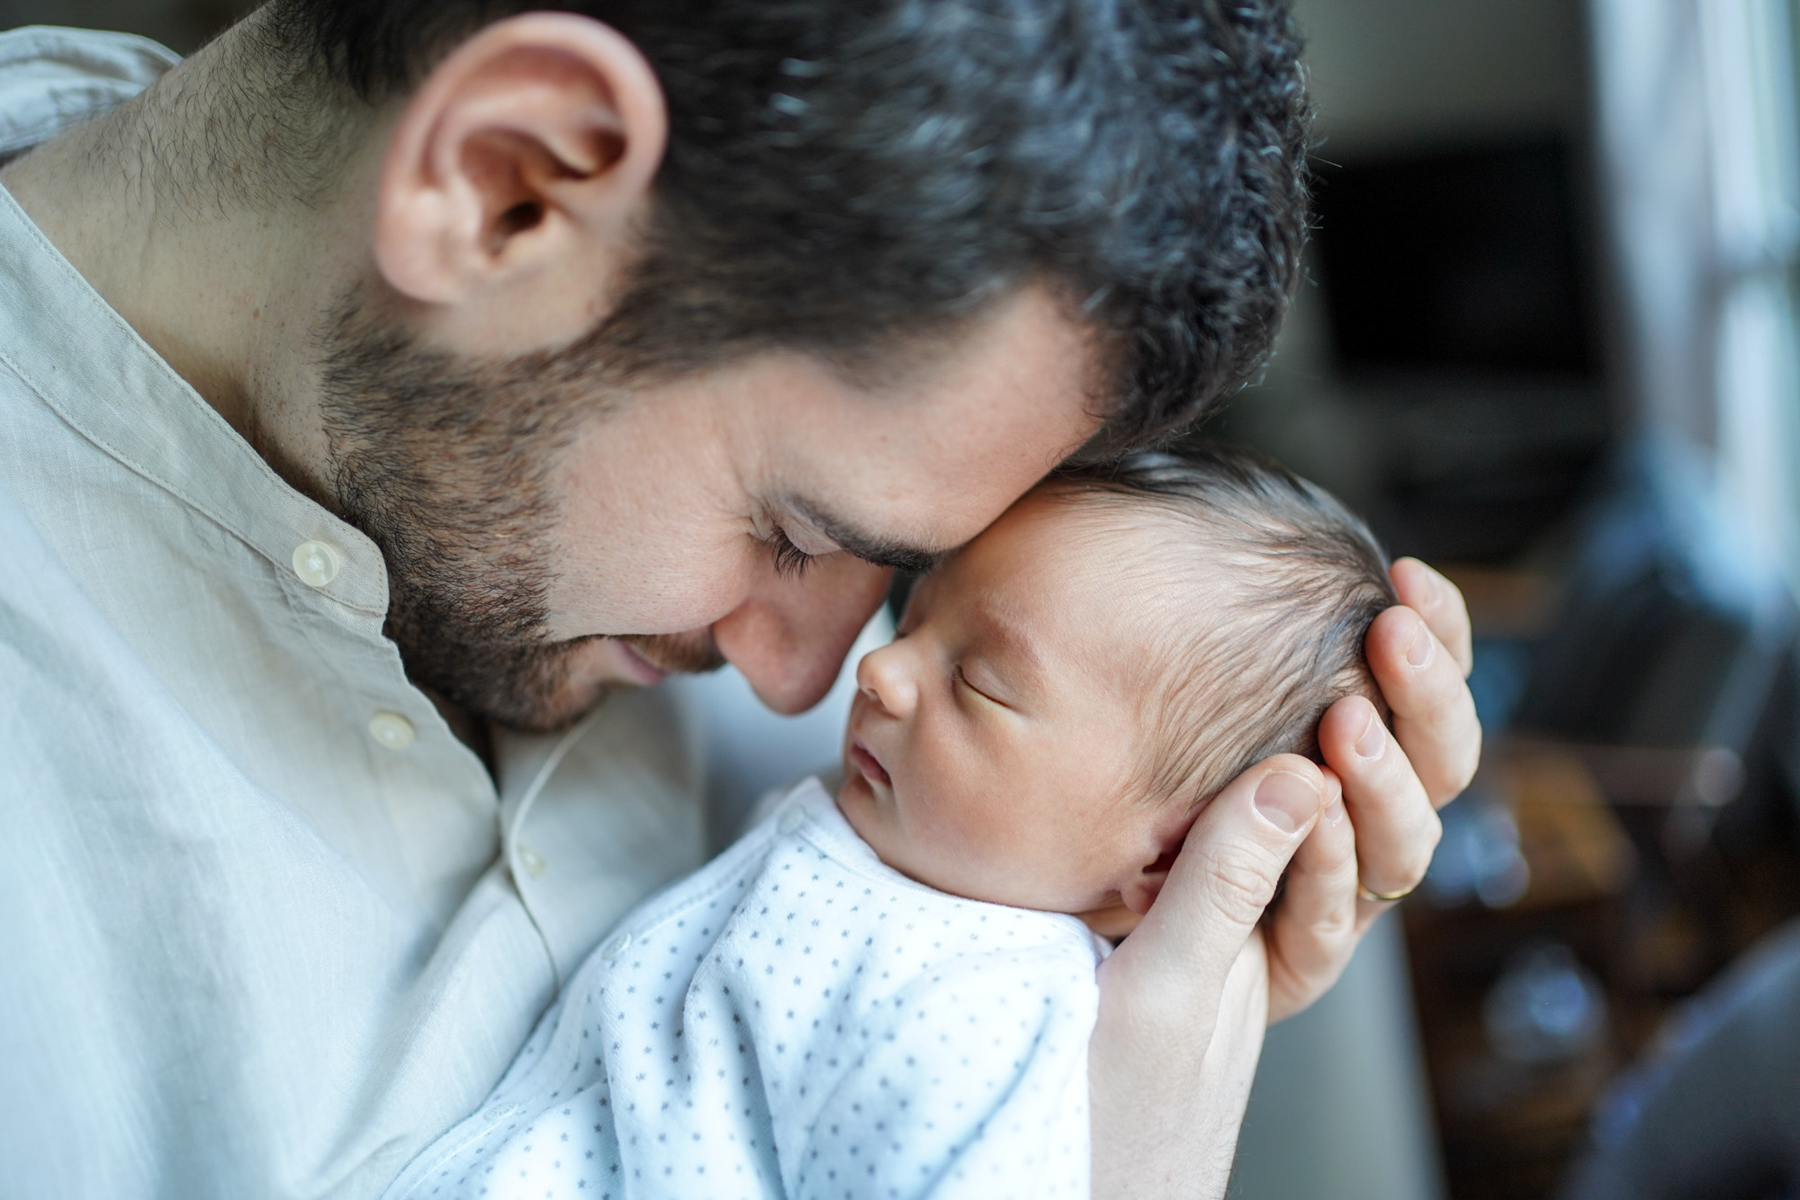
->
[267, 0, 1312, 455]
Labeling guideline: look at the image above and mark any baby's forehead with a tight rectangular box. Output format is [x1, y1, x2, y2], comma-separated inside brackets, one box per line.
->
[957, 487, 1238, 665]
[1023, 484, 1236, 590]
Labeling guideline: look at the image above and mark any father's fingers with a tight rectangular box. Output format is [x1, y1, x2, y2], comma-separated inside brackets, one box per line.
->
[1364, 605, 1482, 806]
[1091, 757, 1327, 1200]
[1263, 780, 1361, 1023]
[1319, 694, 1443, 899]
[1390, 557, 1473, 677]
[1109, 755, 1327, 1028]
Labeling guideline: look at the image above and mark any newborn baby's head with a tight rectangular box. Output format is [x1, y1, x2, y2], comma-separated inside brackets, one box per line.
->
[837, 442, 1397, 930]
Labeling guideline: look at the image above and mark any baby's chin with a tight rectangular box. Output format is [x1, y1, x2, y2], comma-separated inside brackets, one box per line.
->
[832, 768, 967, 900]
[1075, 900, 1142, 941]
[833, 755, 884, 843]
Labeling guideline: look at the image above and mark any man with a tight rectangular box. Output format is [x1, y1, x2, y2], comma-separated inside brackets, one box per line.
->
[0, 3, 1478, 1197]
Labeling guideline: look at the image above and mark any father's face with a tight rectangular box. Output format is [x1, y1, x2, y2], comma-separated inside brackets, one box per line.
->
[322, 285, 1101, 730]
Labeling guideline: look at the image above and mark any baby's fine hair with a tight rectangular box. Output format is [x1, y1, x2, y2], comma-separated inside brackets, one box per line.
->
[1051, 441, 1397, 808]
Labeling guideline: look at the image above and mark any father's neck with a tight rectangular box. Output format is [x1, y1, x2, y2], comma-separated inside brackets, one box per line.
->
[0, 17, 379, 496]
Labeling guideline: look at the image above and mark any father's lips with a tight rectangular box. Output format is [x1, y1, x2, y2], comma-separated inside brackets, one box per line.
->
[611, 639, 668, 687]
[850, 740, 891, 788]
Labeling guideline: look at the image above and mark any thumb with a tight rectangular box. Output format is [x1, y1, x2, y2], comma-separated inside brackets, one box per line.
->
[1088, 756, 1324, 1187]
[1126, 755, 1326, 1010]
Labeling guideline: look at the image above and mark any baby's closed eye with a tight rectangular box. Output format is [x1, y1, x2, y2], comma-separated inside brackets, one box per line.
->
[953, 664, 1006, 707]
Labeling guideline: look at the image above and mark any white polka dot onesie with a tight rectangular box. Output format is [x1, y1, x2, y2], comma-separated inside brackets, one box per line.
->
[384, 776, 1104, 1200]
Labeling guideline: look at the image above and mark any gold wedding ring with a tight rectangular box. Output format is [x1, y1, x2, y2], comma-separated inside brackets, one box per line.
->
[1357, 879, 1418, 903]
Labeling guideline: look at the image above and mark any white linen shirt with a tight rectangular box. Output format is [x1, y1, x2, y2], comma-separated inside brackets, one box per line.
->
[0, 26, 711, 1199]
[384, 778, 1102, 1200]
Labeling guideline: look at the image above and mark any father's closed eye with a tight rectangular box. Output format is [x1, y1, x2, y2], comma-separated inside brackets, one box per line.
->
[784, 495, 946, 576]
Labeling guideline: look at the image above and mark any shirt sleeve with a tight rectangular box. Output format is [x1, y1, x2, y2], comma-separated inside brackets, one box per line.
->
[791, 945, 1097, 1200]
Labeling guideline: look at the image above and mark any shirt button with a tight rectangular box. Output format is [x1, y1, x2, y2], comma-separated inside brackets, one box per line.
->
[517, 844, 548, 878]
[778, 806, 806, 835]
[291, 540, 341, 588]
[367, 711, 415, 750]
[600, 932, 631, 962]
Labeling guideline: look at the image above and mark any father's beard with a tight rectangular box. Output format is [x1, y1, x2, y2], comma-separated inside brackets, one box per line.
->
[314, 289, 724, 732]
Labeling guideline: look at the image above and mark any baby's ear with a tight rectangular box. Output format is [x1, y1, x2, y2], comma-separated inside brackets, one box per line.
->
[1121, 845, 1181, 916]
[1083, 835, 1182, 940]
[1101, 806, 1202, 935]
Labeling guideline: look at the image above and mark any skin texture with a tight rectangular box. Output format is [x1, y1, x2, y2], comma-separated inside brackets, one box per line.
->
[315, 276, 1099, 729]
[0, 13, 1482, 1198]
[838, 493, 1197, 919]
[538, 290, 1100, 716]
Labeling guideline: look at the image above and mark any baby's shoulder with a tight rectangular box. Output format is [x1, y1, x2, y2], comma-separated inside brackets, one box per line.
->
[584, 779, 1103, 1017]
[704, 802, 1104, 1012]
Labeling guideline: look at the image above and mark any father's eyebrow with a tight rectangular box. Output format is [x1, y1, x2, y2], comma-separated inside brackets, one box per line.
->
[788, 497, 946, 575]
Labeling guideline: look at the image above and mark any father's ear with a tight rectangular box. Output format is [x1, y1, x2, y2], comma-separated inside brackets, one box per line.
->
[373, 12, 667, 346]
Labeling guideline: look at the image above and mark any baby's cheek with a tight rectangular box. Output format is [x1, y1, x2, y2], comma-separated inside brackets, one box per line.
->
[942, 798, 1066, 898]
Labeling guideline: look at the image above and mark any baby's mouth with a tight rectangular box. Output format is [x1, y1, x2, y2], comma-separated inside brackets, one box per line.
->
[850, 739, 892, 789]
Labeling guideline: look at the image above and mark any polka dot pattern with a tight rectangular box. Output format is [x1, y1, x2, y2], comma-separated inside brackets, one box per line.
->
[386, 778, 1102, 1200]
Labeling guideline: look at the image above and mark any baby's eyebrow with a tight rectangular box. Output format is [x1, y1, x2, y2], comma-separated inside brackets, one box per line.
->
[965, 601, 1049, 683]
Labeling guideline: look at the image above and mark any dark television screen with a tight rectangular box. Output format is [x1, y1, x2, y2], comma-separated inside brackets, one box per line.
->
[1312, 139, 1599, 377]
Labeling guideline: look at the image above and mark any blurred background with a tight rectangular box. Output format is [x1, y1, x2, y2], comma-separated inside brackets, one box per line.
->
[11, 0, 1800, 1197]
[1222, 1, 1800, 1198]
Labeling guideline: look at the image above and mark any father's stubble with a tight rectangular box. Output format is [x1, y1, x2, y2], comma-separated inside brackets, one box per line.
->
[315, 288, 724, 733]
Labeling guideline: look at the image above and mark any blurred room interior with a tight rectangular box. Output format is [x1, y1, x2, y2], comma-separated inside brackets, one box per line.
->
[11, 0, 1799, 1197]
[1224, 0, 1800, 1197]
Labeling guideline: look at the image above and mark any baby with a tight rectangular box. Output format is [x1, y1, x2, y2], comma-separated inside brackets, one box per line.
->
[384, 443, 1395, 1200]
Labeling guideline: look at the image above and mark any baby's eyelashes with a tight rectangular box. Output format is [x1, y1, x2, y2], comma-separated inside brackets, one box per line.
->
[953, 665, 1006, 708]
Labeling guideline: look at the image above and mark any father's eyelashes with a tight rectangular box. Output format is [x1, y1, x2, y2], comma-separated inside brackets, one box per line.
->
[766, 528, 819, 579]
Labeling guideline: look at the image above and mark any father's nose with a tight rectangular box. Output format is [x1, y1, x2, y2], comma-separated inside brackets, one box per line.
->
[711, 554, 893, 715]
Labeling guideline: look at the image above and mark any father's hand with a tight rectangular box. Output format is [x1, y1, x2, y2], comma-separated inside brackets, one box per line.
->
[1266, 557, 1477, 1019]
[1090, 755, 1333, 1199]
[1088, 559, 1478, 1198]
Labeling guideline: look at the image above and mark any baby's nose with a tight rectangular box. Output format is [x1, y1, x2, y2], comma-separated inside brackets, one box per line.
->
[855, 644, 917, 718]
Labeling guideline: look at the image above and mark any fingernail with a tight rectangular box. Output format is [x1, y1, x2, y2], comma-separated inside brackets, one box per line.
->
[1324, 796, 1347, 826]
[1254, 771, 1319, 835]
[1356, 709, 1385, 760]
[1406, 619, 1434, 669]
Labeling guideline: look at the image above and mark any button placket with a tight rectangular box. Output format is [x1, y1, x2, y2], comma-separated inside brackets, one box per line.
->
[291, 540, 341, 588]
[367, 711, 415, 750]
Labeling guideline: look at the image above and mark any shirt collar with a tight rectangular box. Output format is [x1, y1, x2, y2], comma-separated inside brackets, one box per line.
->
[0, 183, 390, 616]
[0, 26, 180, 157]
